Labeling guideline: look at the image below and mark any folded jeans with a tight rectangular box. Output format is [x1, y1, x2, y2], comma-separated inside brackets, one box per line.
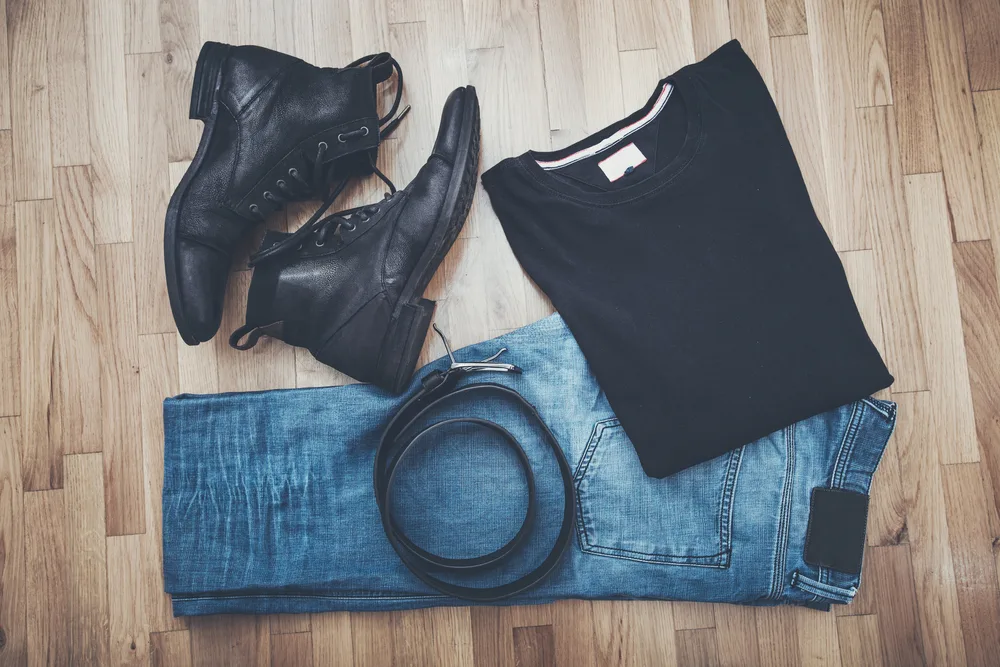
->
[162, 313, 896, 615]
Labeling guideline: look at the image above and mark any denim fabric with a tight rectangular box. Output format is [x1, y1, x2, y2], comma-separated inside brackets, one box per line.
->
[162, 314, 897, 616]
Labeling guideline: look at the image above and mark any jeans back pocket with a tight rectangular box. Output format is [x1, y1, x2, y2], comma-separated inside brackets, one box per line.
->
[575, 418, 743, 566]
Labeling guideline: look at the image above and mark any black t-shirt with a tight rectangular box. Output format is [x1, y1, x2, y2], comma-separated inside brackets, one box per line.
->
[481, 40, 893, 478]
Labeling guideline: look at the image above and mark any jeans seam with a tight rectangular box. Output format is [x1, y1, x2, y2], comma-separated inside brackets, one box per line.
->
[768, 422, 796, 601]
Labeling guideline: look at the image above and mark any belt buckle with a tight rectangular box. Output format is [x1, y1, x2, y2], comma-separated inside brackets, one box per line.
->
[433, 324, 522, 375]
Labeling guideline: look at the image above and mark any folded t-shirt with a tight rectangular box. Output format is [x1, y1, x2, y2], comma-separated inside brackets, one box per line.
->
[481, 40, 893, 478]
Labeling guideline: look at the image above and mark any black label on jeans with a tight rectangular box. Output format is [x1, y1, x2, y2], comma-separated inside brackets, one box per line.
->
[804, 487, 869, 575]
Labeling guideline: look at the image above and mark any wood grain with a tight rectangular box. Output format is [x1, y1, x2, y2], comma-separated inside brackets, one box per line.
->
[97, 243, 146, 535]
[844, 0, 892, 107]
[836, 614, 883, 667]
[189, 615, 270, 667]
[920, 0, 990, 241]
[23, 489, 68, 667]
[64, 453, 111, 667]
[880, 0, 941, 174]
[960, 0, 1000, 91]
[765, 0, 806, 36]
[0, 205, 17, 418]
[107, 534, 149, 666]
[8, 0, 52, 200]
[689, 0, 731, 59]
[865, 545, 926, 667]
[0, 418, 25, 667]
[903, 172, 978, 463]
[45, 0, 90, 167]
[151, 630, 193, 667]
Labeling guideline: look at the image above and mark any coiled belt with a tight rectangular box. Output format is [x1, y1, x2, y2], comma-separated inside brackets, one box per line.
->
[374, 330, 576, 602]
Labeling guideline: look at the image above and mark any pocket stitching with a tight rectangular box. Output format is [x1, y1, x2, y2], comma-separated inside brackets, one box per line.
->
[574, 419, 740, 566]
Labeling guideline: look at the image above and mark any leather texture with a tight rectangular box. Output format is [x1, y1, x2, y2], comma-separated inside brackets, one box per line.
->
[236, 86, 481, 392]
[166, 41, 390, 344]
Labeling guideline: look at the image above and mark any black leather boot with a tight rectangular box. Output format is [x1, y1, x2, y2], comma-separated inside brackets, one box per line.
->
[165, 41, 407, 345]
[229, 86, 480, 393]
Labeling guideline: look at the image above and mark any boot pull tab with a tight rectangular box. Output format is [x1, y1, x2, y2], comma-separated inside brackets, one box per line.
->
[229, 321, 285, 350]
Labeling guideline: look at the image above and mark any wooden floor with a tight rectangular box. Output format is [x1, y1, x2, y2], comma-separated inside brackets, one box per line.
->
[0, 0, 999, 665]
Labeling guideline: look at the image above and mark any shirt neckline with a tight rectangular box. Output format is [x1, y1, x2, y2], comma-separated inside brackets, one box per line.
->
[515, 72, 704, 206]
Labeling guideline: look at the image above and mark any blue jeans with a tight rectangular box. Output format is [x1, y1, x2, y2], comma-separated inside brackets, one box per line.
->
[162, 314, 896, 615]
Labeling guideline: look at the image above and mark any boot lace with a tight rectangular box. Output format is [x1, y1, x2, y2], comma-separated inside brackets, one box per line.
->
[248, 160, 398, 266]
[246, 52, 410, 238]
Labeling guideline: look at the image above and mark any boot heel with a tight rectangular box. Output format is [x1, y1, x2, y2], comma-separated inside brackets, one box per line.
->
[377, 299, 436, 394]
[189, 41, 229, 120]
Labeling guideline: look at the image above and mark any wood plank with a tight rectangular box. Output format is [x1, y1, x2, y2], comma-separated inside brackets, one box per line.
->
[107, 535, 149, 666]
[904, 172, 979, 463]
[52, 167, 101, 455]
[844, 0, 893, 107]
[618, 49, 660, 110]
[348, 0, 389, 55]
[462, 0, 501, 49]
[350, 613, 396, 667]
[16, 200, 59, 490]
[866, 545, 926, 667]
[310, 613, 353, 667]
[651, 0, 696, 76]
[728, 0, 774, 89]
[23, 489, 68, 667]
[127, 53, 174, 334]
[676, 628, 720, 667]
[713, 604, 760, 667]
[85, 0, 134, 243]
[160, 0, 202, 162]
[856, 106, 928, 393]
[795, 609, 842, 667]
[64, 453, 111, 667]
[189, 616, 269, 667]
[274, 1, 312, 59]
[592, 601, 677, 666]
[0, 132, 11, 205]
[270, 615, 310, 635]
[0, 419, 26, 667]
[920, 0, 991, 241]
[393, 608, 475, 667]
[271, 632, 313, 667]
[754, 607, 799, 667]
[689, 0, 731, 59]
[953, 241, 1000, 531]
[8, 0, 53, 200]
[423, 0, 470, 103]
[765, 0, 806, 36]
[671, 603, 715, 631]
[45, 0, 90, 166]
[97, 243, 146, 535]
[805, 0, 869, 250]
[614, 0, 656, 51]
[234, 0, 275, 47]
[551, 600, 596, 667]
[770, 34, 831, 228]
[0, 206, 17, 418]
[126, 0, 162, 53]
[388, 0, 424, 24]
[891, 391, 968, 666]
[577, 0, 626, 129]
[836, 615, 884, 667]
[471, 607, 515, 667]
[512, 625, 555, 667]
[960, 0, 1000, 91]
[151, 631, 193, 667]
[0, 0, 11, 130]
[973, 91, 1000, 282]
[941, 462, 1000, 666]
[538, 0, 586, 135]
[880, 0, 941, 174]
[137, 334, 186, 634]
[310, 0, 352, 66]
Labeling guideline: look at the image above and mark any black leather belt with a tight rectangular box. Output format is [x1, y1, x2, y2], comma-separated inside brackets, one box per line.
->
[374, 327, 576, 602]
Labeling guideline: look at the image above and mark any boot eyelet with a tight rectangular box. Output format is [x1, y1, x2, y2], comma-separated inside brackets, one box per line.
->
[337, 134, 347, 143]
[360, 126, 370, 137]
[263, 191, 274, 201]
[318, 141, 328, 151]
[315, 239, 325, 247]
[288, 168, 299, 177]
[343, 222, 356, 232]
[250, 204, 260, 214]
[276, 179, 286, 188]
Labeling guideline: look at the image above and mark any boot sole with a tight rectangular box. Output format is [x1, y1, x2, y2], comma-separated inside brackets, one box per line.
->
[164, 41, 231, 346]
[375, 86, 482, 393]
